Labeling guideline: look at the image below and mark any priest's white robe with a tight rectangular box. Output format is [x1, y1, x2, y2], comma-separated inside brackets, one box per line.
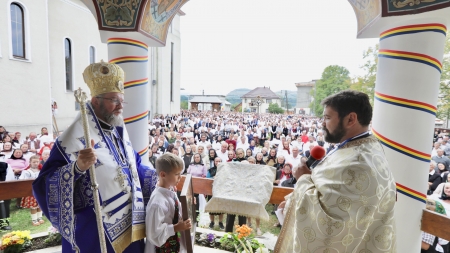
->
[275, 135, 397, 253]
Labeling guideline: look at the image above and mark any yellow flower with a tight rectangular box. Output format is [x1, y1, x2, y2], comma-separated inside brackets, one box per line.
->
[17, 239, 25, 244]
[3, 237, 11, 245]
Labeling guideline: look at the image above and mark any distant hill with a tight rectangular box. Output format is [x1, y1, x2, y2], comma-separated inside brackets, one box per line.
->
[274, 90, 297, 109]
[225, 88, 297, 108]
[180, 95, 189, 102]
[225, 88, 251, 105]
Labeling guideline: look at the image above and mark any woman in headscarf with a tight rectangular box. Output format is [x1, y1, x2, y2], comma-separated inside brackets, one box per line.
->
[7, 149, 29, 179]
[206, 157, 225, 230]
[255, 152, 266, 165]
[264, 148, 277, 167]
[232, 148, 246, 162]
[206, 149, 218, 169]
[274, 155, 286, 171]
[182, 146, 193, 174]
[245, 148, 253, 159]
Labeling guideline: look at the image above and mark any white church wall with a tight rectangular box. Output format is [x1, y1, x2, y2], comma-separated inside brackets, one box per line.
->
[151, 14, 181, 117]
[0, 0, 52, 135]
[48, 0, 108, 131]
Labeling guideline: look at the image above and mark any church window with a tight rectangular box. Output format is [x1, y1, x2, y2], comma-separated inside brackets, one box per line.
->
[65, 38, 73, 91]
[89, 46, 95, 64]
[10, 3, 25, 58]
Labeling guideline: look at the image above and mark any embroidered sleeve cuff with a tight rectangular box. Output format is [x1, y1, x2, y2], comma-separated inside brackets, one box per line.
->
[74, 162, 86, 180]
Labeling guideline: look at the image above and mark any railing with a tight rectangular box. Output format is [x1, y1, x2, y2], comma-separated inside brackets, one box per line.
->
[1, 177, 449, 241]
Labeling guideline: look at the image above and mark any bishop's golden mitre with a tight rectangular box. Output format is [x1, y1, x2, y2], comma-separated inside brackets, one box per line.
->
[83, 60, 125, 97]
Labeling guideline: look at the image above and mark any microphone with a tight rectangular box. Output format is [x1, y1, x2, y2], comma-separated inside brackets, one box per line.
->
[306, 146, 327, 169]
[290, 146, 326, 186]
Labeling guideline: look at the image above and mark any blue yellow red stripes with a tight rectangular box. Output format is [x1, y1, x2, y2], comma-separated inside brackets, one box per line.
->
[396, 182, 426, 204]
[372, 128, 430, 162]
[107, 38, 148, 51]
[124, 111, 148, 124]
[380, 23, 447, 40]
[109, 56, 148, 64]
[124, 78, 148, 89]
[378, 49, 442, 73]
[375, 91, 437, 116]
[138, 146, 148, 157]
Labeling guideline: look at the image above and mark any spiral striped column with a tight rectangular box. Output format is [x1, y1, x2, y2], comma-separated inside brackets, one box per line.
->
[107, 38, 150, 165]
[372, 22, 446, 252]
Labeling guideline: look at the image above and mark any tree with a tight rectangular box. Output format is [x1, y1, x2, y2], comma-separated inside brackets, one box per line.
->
[437, 36, 450, 122]
[268, 103, 284, 114]
[350, 44, 378, 106]
[180, 101, 188, 110]
[310, 65, 351, 116]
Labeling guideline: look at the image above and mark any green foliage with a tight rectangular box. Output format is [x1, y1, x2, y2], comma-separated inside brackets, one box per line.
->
[231, 103, 240, 111]
[180, 100, 188, 110]
[438, 36, 450, 120]
[350, 44, 378, 106]
[44, 229, 62, 245]
[310, 65, 351, 116]
[268, 103, 284, 114]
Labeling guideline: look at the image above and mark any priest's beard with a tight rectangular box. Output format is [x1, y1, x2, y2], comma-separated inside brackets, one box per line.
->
[323, 119, 346, 143]
[99, 103, 124, 126]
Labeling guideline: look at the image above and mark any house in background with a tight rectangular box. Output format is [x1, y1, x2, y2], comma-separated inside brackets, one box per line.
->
[241, 87, 281, 113]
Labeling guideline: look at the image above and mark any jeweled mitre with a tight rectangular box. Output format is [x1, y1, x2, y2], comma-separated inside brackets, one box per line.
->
[83, 60, 125, 97]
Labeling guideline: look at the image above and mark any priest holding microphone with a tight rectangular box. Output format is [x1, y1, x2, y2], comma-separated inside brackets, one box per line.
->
[275, 90, 397, 253]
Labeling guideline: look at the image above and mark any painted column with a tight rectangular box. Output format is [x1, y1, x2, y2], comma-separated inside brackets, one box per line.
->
[371, 21, 446, 252]
[107, 38, 150, 165]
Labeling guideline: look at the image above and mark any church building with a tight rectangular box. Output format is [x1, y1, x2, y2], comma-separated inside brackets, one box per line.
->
[0, 0, 182, 134]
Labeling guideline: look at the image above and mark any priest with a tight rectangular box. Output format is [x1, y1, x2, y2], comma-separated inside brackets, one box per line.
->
[275, 90, 397, 253]
[33, 61, 158, 253]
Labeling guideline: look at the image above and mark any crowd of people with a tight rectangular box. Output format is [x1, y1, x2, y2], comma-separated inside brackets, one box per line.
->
[1, 109, 450, 250]
[0, 126, 53, 230]
[146, 110, 341, 235]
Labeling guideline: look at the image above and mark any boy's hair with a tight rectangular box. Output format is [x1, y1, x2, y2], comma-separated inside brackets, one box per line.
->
[29, 155, 40, 162]
[156, 153, 183, 174]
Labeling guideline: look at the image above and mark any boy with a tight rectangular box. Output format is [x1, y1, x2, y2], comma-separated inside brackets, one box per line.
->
[145, 153, 192, 253]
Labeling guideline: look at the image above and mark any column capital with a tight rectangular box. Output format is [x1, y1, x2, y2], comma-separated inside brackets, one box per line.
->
[347, 0, 450, 38]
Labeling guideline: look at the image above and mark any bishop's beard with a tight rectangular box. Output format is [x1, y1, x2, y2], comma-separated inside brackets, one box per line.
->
[99, 103, 124, 127]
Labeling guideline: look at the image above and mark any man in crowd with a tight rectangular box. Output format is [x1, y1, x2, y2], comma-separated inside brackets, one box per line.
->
[217, 142, 229, 162]
[432, 149, 450, 172]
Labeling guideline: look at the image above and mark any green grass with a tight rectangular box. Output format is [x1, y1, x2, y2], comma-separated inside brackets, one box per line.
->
[0, 199, 50, 237]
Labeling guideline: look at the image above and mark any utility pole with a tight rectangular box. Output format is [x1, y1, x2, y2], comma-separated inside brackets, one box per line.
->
[285, 90, 289, 112]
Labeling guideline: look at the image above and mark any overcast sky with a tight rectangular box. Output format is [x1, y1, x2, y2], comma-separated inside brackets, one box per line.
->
[180, 0, 379, 96]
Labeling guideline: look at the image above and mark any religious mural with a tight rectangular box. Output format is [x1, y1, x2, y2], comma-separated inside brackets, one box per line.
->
[347, 0, 381, 36]
[382, 0, 450, 16]
[140, 0, 187, 43]
[96, 0, 143, 29]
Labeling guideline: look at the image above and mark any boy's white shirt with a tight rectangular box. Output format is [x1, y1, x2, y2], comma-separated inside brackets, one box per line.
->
[145, 186, 187, 253]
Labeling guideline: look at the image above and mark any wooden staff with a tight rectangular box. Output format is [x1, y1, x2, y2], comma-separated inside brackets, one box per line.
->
[74, 88, 107, 253]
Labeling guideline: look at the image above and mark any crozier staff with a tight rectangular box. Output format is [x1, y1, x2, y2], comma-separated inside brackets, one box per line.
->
[275, 90, 397, 253]
[33, 61, 158, 253]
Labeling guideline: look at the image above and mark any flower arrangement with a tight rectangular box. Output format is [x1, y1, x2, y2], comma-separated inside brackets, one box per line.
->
[219, 225, 269, 253]
[195, 232, 219, 248]
[44, 226, 62, 246]
[0, 230, 32, 253]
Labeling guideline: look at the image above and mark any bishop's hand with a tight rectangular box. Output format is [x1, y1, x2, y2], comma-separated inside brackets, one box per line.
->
[76, 139, 97, 172]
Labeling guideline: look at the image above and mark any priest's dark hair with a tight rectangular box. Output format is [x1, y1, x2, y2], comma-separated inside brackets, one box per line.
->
[321, 90, 372, 126]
